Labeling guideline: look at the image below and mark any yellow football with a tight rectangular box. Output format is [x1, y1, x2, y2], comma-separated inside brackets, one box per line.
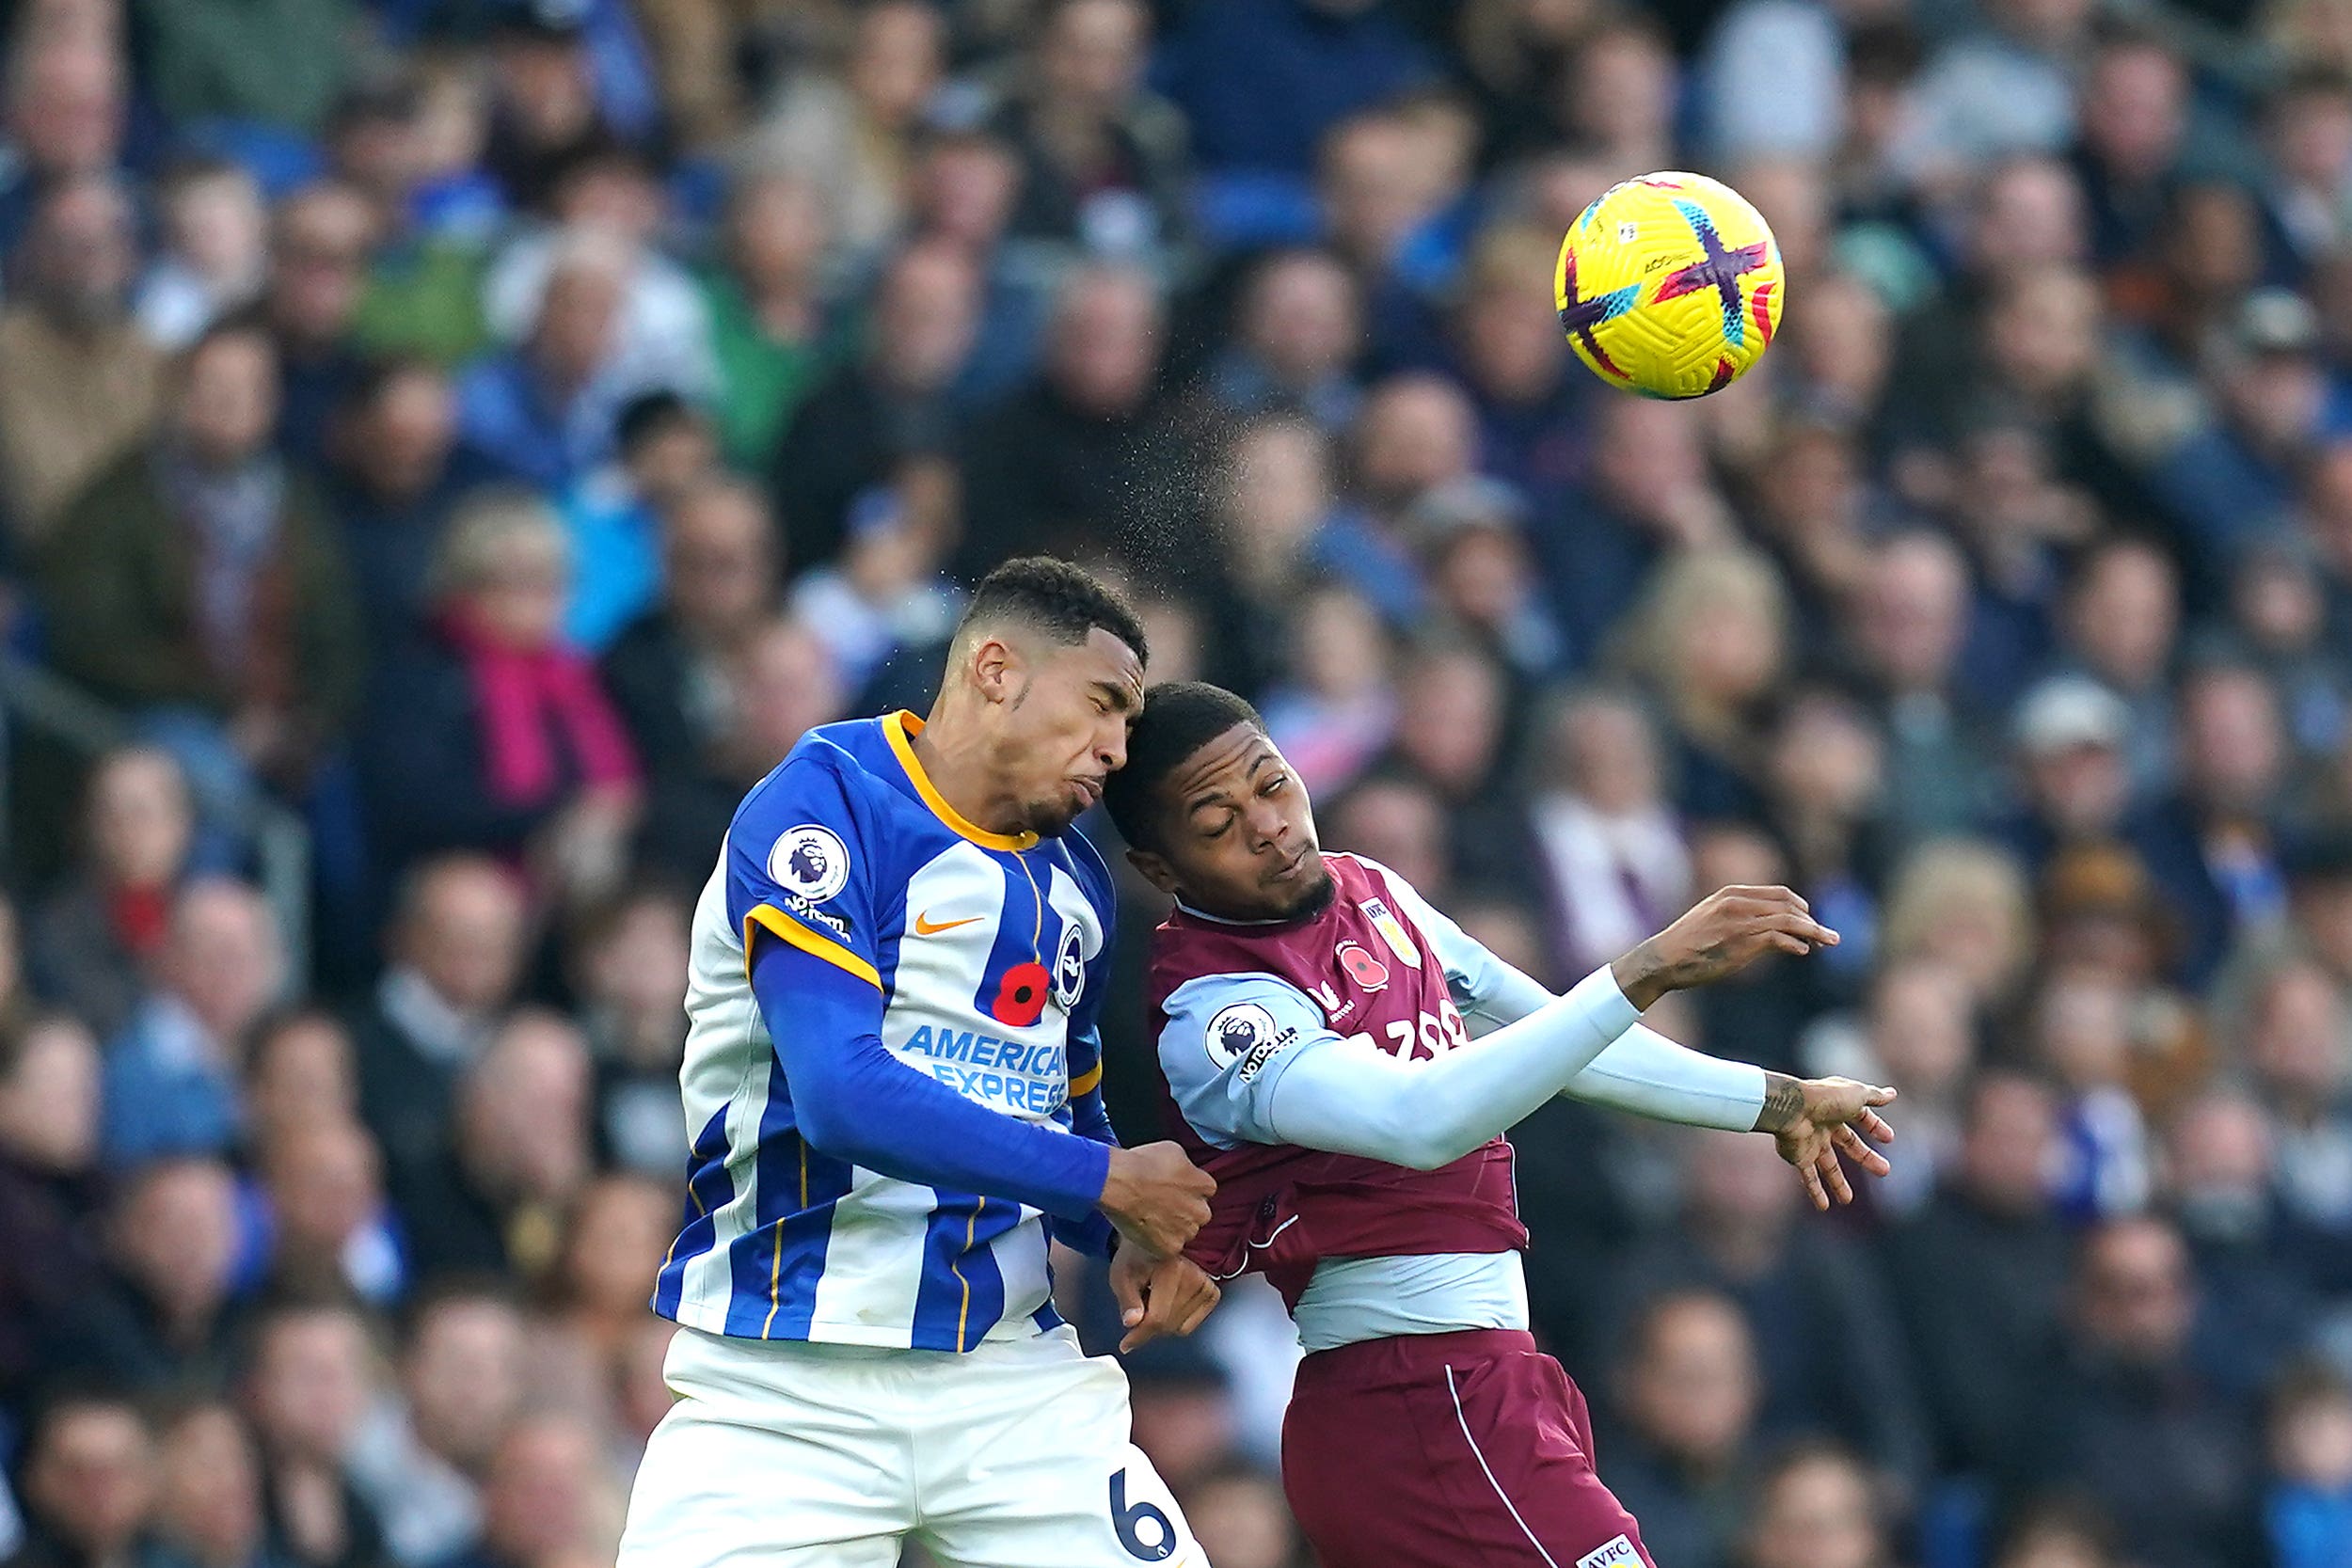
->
[1555, 171, 1786, 400]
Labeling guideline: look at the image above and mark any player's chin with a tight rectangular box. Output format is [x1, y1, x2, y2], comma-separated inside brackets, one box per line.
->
[1022, 795, 1089, 837]
[1271, 862, 1338, 918]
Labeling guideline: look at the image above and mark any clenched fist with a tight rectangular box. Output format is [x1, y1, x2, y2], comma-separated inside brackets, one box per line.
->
[1098, 1142, 1216, 1259]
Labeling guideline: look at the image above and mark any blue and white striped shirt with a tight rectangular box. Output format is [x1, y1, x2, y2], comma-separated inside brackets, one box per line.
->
[652, 710, 1119, 1352]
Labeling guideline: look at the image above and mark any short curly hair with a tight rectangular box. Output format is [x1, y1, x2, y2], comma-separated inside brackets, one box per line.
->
[1101, 681, 1264, 853]
[956, 556, 1149, 666]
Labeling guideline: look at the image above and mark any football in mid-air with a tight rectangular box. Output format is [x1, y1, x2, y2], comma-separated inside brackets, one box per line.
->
[1555, 171, 1785, 400]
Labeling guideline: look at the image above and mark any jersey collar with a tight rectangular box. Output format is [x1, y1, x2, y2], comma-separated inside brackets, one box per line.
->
[883, 710, 1041, 852]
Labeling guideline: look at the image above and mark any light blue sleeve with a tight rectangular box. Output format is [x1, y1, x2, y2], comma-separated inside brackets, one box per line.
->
[1157, 973, 1341, 1150]
[1359, 857, 1765, 1132]
[1164, 962, 1645, 1170]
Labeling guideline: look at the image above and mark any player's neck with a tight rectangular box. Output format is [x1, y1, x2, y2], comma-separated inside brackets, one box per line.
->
[910, 702, 1030, 839]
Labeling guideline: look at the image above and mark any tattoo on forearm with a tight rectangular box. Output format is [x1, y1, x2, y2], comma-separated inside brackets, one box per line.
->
[1755, 1072, 1804, 1133]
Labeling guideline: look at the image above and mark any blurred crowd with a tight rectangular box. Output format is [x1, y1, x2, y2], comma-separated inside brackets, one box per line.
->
[3, 0, 2352, 1565]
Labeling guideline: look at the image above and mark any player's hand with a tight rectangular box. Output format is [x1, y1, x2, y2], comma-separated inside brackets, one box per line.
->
[1109, 1247, 1222, 1354]
[1613, 886, 1838, 1010]
[1757, 1074, 1898, 1210]
[1099, 1142, 1215, 1259]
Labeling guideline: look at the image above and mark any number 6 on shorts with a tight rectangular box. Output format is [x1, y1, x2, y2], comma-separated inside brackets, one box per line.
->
[1109, 1468, 1176, 1561]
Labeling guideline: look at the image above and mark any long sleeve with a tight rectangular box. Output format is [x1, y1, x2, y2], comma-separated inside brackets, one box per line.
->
[1362, 856, 1768, 1132]
[1159, 965, 1640, 1168]
[751, 936, 1111, 1223]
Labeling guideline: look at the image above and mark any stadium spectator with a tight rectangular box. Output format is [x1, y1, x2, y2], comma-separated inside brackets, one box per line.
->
[1848, 529, 2010, 848]
[432, 1414, 618, 1568]
[539, 1173, 668, 1385]
[354, 489, 639, 891]
[134, 159, 269, 353]
[2163, 1090, 2328, 1399]
[0, 35, 127, 258]
[1259, 582, 1398, 796]
[244, 1012, 359, 1151]
[597, 480, 795, 884]
[1877, 838, 2038, 1011]
[262, 182, 378, 469]
[1599, 1290, 1765, 1568]
[101, 879, 286, 1165]
[9, 1392, 164, 1568]
[349, 856, 528, 1185]
[389, 1009, 593, 1283]
[27, 747, 196, 1043]
[2137, 659, 2294, 985]
[40, 317, 365, 816]
[2236, 954, 2352, 1237]
[1522, 686, 1693, 979]
[254, 1117, 400, 1305]
[2029, 966, 2156, 1218]
[1740, 1442, 1892, 1568]
[553, 392, 717, 654]
[152, 1398, 273, 1568]
[1322, 769, 1454, 900]
[2263, 1362, 2352, 1568]
[237, 1298, 390, 1568]
[322, 359, 508, 657]
[1884, 1069, 2072, 1477]
[696, 172, 841, 472]
[742, 0, 944, 262]
[565, 886, 689, 1179]
[771, 240, 979, 572]
[954, 264, 1181, 575]
[348, 1283, 526, 1567]
[2034, 1216, 2264, 1568]
[990, 0, 1189, 262]
[103, 1157, 244, 1390]
[900, 126, 1052, 405]
[1200, 250, 1364, 431]
[785, 455, 963, 699]
[1618, 546, 1790, 824]
[481, 5, 639, 219]
[2055, 536, 2184, 799]
[1799, 958, 1979, 1209]
[482, 151, 715, 431]
[2004, 675, 2138, 876]
[1611, 1132, 1931, 1485]
[0, 174, 161, 543]
[0, 1014, 111, 1396]
[453, 230, 643, 494]
[1409, 477, 1570, 678]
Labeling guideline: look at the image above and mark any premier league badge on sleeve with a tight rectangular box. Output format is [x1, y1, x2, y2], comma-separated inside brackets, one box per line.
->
[1204, 1003, 1278, 1069]
[771, 825, 850, 903]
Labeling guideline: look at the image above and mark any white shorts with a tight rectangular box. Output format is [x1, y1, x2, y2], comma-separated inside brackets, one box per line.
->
[619, 1323, 1208, 1568]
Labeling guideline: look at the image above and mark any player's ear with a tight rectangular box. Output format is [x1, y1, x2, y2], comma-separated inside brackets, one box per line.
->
[968, 633, 1019, 704]
[1125, 847, 1180, 897]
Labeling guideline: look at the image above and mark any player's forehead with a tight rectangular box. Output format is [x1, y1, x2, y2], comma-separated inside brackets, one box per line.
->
[1035, 625, 1145, 706]
[1168, 723, 1278, 810]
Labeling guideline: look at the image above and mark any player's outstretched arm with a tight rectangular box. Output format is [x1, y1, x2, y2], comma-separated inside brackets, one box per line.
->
[1174, 887, 1842, 1172]
[755, 939, 1214, 1251]
[1373, 863, 1894, 1198]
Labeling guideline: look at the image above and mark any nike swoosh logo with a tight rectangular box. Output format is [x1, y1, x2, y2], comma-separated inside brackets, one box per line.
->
[913, 911, 982, 936]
